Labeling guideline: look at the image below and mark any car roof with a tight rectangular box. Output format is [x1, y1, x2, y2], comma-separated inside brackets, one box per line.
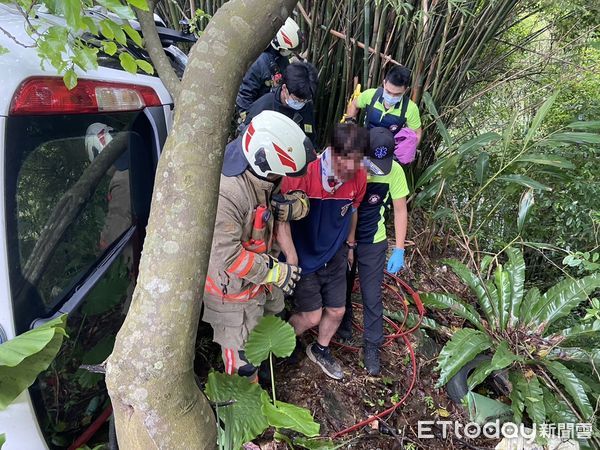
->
[0, 5, 173, 117]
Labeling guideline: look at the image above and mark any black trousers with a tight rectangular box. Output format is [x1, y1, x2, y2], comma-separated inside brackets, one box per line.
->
[341, 240, 388, 347]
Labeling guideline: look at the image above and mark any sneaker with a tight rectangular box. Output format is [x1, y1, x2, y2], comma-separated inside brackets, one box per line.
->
[364, 345, 381, 376]
[306, 343, 344, 380]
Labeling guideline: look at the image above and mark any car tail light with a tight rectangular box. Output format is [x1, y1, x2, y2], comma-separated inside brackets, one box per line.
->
[9, 77, 162, 115]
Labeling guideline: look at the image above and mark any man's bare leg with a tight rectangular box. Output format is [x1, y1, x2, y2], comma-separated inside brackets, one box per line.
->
[316, 307, 345, 347]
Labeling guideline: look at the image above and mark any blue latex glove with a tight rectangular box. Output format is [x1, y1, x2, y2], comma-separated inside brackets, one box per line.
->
[387, 248, 405, 274]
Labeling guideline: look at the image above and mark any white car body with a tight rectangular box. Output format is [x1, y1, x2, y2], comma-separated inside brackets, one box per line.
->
[0, 5, 177, 449]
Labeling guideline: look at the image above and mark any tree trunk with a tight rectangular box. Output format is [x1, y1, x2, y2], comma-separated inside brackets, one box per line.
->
[105, 1, 298, 448]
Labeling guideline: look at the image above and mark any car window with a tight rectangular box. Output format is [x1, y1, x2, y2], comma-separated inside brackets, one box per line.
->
[5, 113, 152, 330]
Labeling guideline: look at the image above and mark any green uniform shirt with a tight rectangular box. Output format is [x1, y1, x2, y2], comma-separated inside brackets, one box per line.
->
[356, 161, 410, 244]
[356, 88, 422, 130]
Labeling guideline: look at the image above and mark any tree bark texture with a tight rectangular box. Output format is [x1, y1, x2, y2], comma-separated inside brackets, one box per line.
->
[105, 1, 298, 449]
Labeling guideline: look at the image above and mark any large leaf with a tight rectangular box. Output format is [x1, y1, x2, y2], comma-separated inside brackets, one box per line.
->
[514, 154, 575, 169]
[513, 372, 546, 425]
[519, 287, 541, 324]
[475, 152, 490, 186]
[494, 265, 511, 331]
[544, 361, 594, 421]
[554, 321, 600, 340]
[467, 341, 522, 389]
[415, 155, 458, 189]
[504, 248, 526, 328]
[442, 259, 496, 326]
[548, 347, 600, 368]
[420, 293, 484, 330]
[204, 372, 268, 449]
[435, 329, 493, 387]
[508, 371, 525, 423]
[497, 174, 551, 191]
[96, 0, 135, 19]
[523, 92, 558, 149]
[0, 315, 67, 410]
[245, 316, 296, 366]
[455, 132, 501, 156]
[541, 387, 579, 425]
[262, 398, 320, 437]
[567, 120, 600, 131]
[517, 189, 534, 234]
[528, 273, 600, 331]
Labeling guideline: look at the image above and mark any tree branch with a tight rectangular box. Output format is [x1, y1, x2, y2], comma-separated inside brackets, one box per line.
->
[135, 0, 181, 100]
[0, 26, 35, 48]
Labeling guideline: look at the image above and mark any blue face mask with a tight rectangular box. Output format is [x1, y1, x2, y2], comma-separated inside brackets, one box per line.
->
[286, 97, 306, 110]
[382, 91, 402, 105]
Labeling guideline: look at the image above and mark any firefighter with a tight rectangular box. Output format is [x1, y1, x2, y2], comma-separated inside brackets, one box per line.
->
[235, 17, 302, 116]
[202, 110, 315, 381]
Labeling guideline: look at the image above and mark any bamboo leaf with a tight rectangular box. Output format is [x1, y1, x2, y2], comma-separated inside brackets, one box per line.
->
[435, 329, 492, 387]
[517, 189, 534, 234]
[544, 360, 594, 421]
[422, 92, 451, 148]
[523, 92, 558, 148]
[475, 152, 489, 185]
[415, 155, 458, 189]
[514, 154, 574, 169]
[497, 174, 551, 191]
[513, 373, 546, 425]
[528, 273, 600, 331]
[467, 341, 522, 389]
[456, 132, 501, 156]
[494, 264, 511, 331]
[567, 120, 600, 131]
[545, 132, 600, 145]
[420, 292, 485, 330]
[442, 259, 495, 327]
[505, 248, 526, 328]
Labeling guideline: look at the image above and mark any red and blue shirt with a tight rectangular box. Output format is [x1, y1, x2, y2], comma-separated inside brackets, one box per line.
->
[282, 158, 366, 274]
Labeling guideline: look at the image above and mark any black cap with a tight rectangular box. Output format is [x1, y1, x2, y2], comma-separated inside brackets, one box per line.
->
[222, 137, 249, 177]
[366, 127, 394, 175]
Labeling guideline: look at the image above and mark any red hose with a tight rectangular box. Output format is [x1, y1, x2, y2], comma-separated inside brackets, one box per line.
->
[68, 405, 113, 450]
[331, 272, 425, 439]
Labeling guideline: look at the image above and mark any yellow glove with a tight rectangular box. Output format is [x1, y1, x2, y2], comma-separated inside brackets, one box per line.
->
[263, 258, 302, 296]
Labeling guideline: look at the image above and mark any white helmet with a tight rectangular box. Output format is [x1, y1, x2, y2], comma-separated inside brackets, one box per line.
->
[85, 122, 114, 163]
[271, 17, 301, 54]
[242, 110, 314, 177]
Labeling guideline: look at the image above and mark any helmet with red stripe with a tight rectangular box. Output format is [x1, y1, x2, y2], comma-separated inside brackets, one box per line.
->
[242, 110, 315, 178]
[271, 17, 301, 56]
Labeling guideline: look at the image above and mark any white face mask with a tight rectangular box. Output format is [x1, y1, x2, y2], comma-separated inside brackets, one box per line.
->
[279, 48, 292, 57]
[382, 91, 402, 105]
[286, 97, 306, 110]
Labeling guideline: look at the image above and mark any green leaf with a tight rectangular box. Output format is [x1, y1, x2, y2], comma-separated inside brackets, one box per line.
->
[99, 20, 115, 40]
[548, 347, 600, 367]
[519, 287, 540, 324]
[442, 259, 496, 326]
[497, 174, 551, 191]
[60, 0, 83, 29]
[63, 69, 78, 90]
[528, 273, 600, 331]
[0, 45, 8, 56]
[135, 59, 154, 75]
[467, 341, 522, 389]
[422, 92, 451, 148]
[0, 315, 67, 410]
[96, 0, 135, 19]
[513, 373, 546, 425]
[435, 329, 493, 387]
[127, 0, 149, 10]
[119, 52, 138, 74]
[556, 321, 600, 340]
[517, 189, 534, 234]
[73, 45, 98, 71]
[82, 17, 99, 35]
[108, 21, 127, 46]
[494, 264, 511, 331]
[509, 372, 525, 423]
[415, 155, 458, 189]
[289, 435, 338, 449]
[567, 120, 600, 131]
[0, 433, 4, 448]
[456, 132, 501, 156]
[102, 41, 118, 56]
[514, 154, 574, 169]
[541, 387, 578, 425]
[544, 360, 594, 420]
[262, 398, 320, 437]
[420, 292, 484, 330]
[523, 92, 558, 148]
[245, 316, 296, 366]
[204, 372, 268, 449]
[505, 248, 526, 328]
[545, 132, 600, 145]
[475, 152, 489, 185]
[123, 24, 143, 47]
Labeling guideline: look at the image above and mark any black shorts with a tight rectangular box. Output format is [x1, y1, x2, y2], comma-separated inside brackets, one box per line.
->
[294, 245, 348, 312]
